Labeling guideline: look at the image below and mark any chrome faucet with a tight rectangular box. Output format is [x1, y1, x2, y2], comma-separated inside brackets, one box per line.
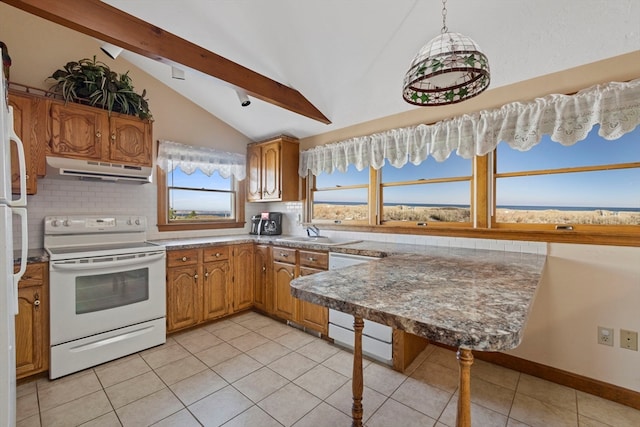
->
[306, 225, 321, 237]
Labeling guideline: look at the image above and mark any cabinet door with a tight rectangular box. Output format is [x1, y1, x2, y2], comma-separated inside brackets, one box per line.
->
[50, 102, 107, 160]
[246, 144, 262, 201]
[253, 245, 271, 313]
[297, 267, 328, 335]
[167, 265, 201, 332]
[273, 261, 296, 321]
[232, 244, 254, 312]
[15, 263, 48, 379]
[202, 260, 230, 321]
[16, 285, 45, 378]
[8, 93, 39, 194]
[261, 141, 281, 201]
[108, 115, 152, 166]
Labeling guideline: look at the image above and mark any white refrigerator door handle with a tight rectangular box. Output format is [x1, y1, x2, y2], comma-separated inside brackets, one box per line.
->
[8, 106, 27, 207]
[12, 207, 28, 315]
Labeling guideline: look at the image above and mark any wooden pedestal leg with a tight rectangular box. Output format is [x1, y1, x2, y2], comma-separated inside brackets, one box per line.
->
[456, 348, 474, 427]
[351, 316, 364, 427]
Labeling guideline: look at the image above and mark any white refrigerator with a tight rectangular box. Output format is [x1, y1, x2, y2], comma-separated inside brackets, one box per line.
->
[1, 49, 28, 427]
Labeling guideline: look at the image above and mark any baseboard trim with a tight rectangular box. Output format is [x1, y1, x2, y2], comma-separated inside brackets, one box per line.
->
[434, 343, 640, 411]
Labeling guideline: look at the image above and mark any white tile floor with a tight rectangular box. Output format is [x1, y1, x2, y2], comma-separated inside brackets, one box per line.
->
[16, 311, 640, 427]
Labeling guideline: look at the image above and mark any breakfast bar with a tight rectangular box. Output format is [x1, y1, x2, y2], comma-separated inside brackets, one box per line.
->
[290, 247, 546, 427]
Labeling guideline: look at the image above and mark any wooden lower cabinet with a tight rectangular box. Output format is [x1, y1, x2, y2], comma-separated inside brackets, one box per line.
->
[298, 267, 328, 334]
[273, 261, 297, 320]
[15, 262, 49, 379]
[202, 260, 230, 321]
[166, 263, 201, 331]
[271, 247, 329, 335]
[253, 245, 272, 313]
[232, 244, 254, 312]
[166, 244, 253, 333]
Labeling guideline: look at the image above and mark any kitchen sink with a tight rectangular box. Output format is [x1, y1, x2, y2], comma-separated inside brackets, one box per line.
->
[275, 236, 362, 246]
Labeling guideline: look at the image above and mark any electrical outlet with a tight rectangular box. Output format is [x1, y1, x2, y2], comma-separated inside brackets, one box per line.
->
[597, 326, 614, 346]
[620, 329, 638, 351]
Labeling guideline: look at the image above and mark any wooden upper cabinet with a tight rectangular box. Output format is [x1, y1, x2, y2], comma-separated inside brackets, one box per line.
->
[108, 114, 152, 166]
[8, 90, 48, 195]
[246, 136, 299, 202]
[50, 101, 106, 160]
[261, 140, 281, 201]
[49, 100, 152, 167]
[247, 144, 262, 201]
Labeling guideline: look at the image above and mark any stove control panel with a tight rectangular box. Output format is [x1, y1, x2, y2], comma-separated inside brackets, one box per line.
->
[45, 215, 147, 234]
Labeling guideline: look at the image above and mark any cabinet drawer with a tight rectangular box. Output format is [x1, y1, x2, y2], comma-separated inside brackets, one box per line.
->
[16, 263, 45, 287]
[299, 250, 328, 270]
[299, 267, 324, 277]
[272, 247, 296, 264]
[203, 246, 230, 263]
[167, 249, 200, 267]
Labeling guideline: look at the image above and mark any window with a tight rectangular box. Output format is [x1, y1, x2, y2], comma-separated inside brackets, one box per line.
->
[310, 165, 370, 224]
[381, 156, 472, 226]
[157, 165, 245, 231]
[156, 140, 246, 232]
[493, 125, 640, 231]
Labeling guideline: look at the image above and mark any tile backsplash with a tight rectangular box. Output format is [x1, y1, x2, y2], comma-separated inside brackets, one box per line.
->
[18, 179, 545, 256]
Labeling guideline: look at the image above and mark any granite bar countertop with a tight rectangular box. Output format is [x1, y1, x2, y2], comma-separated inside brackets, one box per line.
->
[290, 247, 546, 352]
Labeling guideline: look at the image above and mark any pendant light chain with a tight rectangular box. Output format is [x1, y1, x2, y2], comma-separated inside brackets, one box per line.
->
[441, 0, 448, 34]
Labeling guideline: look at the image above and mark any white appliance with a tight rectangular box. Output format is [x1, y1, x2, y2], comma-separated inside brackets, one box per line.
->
[328, 253, 393, 365]
[44, 215, 166, 379]
[1, 53, 28, 427]
[46, 156, 152, 183]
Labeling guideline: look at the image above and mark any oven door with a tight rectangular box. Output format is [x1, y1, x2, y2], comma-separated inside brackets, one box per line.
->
[49, 250, 166, 345]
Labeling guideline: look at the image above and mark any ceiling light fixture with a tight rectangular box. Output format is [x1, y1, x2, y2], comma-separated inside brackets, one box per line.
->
[100, 43, 123, 60]
[402, 0, 490, 106]
[171, 66, 185, 80]
[236, 90, 251, 107]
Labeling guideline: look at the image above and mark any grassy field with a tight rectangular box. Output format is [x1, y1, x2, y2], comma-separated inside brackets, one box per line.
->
[313, 203, 640, 225]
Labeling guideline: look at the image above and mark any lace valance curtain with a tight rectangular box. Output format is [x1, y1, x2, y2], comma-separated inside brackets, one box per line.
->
[157, 140, 246, 181]
[299, 78, 640, 177]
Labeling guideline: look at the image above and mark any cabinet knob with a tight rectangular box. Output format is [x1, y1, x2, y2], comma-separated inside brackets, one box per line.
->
[181, 256, 188, 262]
[288, 271, 294, 279]
[96, 131, 101, 138]
[308, 257, 317, 262]
[111, 133, 116, 140]
[204, 270, 209, 278]
[215, 252, 221, 257]
[194, 274, 198, 280]
[262, 266, 266, 272]
[33, 293, 40, 309]
[280, 253, 288, 257]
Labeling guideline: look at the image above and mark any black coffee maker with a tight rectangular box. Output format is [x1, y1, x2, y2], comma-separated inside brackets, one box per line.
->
[250, 212, 283, 235]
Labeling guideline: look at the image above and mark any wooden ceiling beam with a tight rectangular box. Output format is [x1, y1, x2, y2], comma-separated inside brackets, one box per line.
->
[1, 0, 331, 124]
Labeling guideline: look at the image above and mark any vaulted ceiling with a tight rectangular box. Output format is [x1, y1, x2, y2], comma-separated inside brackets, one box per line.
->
[7, 1, 640, 142]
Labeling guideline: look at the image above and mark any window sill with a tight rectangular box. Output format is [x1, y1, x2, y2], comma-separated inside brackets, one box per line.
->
[158, 221, 245, 232]
[313, 223, 640, 247]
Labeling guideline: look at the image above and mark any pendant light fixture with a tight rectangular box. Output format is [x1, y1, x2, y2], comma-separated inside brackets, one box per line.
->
[403, 0, 490, 106]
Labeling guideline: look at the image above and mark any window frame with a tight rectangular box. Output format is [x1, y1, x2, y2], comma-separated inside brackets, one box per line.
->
[156, 166, 245, 232]
[305, 138, 640, 247]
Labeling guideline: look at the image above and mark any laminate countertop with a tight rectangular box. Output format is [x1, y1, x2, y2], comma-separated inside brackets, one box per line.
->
[290, 246, 546, 352]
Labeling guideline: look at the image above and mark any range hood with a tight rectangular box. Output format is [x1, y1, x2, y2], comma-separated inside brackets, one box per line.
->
[46, 156, 152, 183]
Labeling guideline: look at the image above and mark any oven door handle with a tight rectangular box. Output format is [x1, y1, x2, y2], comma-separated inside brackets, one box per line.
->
[50, 252, 166, 271]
